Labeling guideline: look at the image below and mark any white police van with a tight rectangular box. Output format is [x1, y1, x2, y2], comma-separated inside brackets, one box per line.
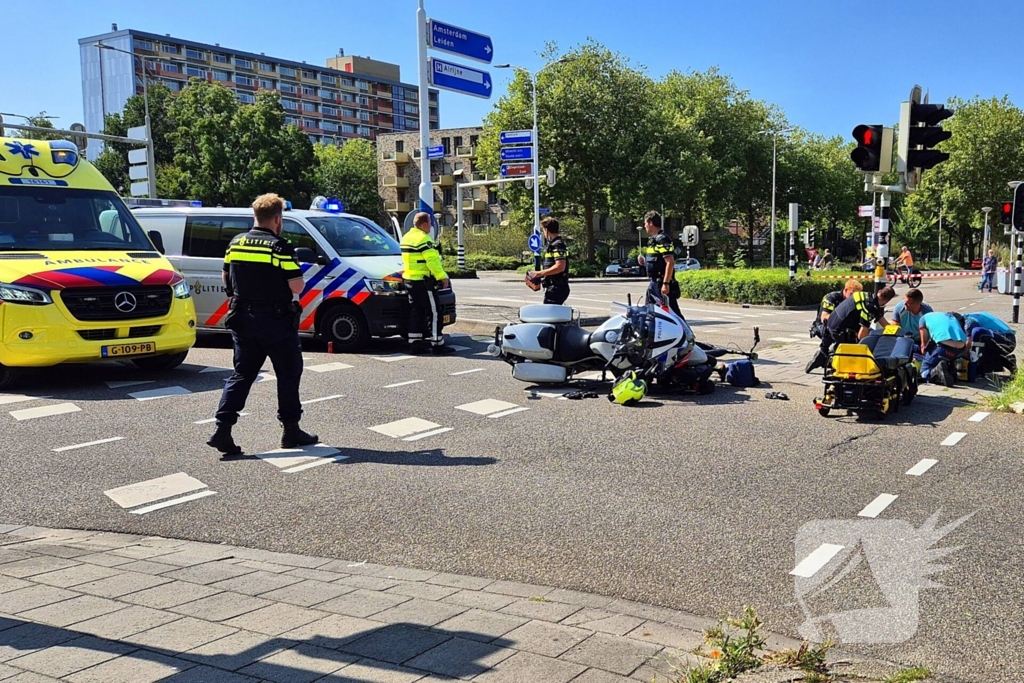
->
[131, 197, 456, 351]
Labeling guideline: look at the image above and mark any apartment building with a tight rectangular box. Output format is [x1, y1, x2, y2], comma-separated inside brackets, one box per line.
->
[377, 127, 507, 228]
[78, 25, 439, 158]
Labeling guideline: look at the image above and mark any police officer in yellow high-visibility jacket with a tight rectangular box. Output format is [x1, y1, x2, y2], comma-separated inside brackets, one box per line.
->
[401, 212, 453, 354]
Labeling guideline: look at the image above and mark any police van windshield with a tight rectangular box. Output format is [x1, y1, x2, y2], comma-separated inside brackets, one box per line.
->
[306, 215, 401, 257]
[0, 187, 154, 251]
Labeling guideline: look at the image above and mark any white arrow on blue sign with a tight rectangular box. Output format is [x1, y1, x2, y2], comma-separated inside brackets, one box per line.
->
[528, 233, 542, 253]
[429, 58, 492, 99]
[428, 19, 493, 65]
[499, 146, 533, 162]
[500, 130, 533, 145]
[428, 145, 444, 159]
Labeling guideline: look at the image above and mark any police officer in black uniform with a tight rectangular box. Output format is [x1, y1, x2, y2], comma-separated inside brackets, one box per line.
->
[805, 286, 895, 373]
[207, 193, 318, 457]
[529, 217, 569, 305]
[639, 210, 682, 317]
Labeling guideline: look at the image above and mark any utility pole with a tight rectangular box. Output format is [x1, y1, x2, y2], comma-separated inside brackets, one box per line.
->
[416, 0, 434, 237]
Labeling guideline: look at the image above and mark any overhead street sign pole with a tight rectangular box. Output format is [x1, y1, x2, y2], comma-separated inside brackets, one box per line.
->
[416, 1, 435, 236]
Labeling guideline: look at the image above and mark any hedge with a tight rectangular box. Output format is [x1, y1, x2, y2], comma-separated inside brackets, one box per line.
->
[675, 269, 836, 307]
[516, 263, 606, 278]
[442, 255, 520, 272]
[446, 267, 477, 279]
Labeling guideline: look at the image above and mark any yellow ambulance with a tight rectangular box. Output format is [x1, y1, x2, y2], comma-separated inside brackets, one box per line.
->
[0, 136, 196, 389]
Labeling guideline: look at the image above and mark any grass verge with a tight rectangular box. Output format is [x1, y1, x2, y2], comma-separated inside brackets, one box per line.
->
[676, 269, 836, 307]
[984, 369, 1024, 412]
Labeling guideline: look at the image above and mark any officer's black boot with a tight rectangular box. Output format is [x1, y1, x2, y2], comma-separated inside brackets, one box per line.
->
[282, 423, 318, 449]
[207, 424, 243, 456]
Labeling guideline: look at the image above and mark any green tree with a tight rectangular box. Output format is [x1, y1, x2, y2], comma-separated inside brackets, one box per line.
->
[312, 139, 383, 219]
[166, 79, 314, 206]
[93, 83, 177, 193]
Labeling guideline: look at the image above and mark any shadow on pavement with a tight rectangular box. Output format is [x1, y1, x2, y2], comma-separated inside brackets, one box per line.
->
[0, 617, 515, 681]
[338, 447, 498, 468]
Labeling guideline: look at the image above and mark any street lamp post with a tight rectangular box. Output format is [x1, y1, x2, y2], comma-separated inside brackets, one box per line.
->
[0, 112, 58, 137]
[495, 58, 570, 270]
[757, 128, 794, 268]
[97, 42, 157, 199]
[981, 206, 993, 259]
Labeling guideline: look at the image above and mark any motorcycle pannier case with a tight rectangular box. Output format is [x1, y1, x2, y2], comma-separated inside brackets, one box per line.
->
[519, 305, 574, 324]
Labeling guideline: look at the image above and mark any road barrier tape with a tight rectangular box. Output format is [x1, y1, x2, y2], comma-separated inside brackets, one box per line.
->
[812, 271, 978, 281]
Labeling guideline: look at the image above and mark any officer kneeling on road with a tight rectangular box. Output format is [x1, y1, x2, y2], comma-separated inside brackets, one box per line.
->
[805, 286, 895, 374]
[528, 217, 569, 305]
[809, 278, 863, 339]
[208, 193, 318, 457]
[401, 212, 454, 355]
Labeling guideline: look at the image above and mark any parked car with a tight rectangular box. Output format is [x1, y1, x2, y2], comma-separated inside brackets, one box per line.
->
[674, 258, 701, 272]
[604, 261, 646, 277]
[971, 258, 983, 270]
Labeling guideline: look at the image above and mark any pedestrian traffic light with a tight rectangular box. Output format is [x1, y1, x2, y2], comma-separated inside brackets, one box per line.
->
[850, 125, 893, 173]
[1002, 201, 1014, 225]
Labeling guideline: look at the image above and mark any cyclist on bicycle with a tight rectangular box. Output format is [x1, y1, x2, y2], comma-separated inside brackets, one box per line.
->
[894, 246, 914, 277]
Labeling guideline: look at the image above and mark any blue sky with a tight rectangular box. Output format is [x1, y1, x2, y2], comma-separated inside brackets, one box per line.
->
[3, 0, 1020, 139]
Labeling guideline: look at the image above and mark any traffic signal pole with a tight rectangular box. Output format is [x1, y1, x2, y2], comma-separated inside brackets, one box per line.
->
[1013, 236, 1022, 324]
[874, 191, 892, 295]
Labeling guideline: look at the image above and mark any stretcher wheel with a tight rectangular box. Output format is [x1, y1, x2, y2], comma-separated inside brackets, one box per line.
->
[816, 406, 831, 417]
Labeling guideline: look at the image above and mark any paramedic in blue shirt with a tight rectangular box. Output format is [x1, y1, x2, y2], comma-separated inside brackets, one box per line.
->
[918, 312, 970, 387]
[890, 288, 933, 344]
[964, 311, 1017, 374]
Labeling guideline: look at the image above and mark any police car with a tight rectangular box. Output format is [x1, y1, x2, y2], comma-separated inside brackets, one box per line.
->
[132, 197, 456, 352]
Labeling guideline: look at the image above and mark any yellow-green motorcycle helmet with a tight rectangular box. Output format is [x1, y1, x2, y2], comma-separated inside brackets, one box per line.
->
[608, 371, 647, 406]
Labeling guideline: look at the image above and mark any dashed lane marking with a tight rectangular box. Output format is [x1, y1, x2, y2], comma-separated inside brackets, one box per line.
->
[104, 380, 155, 389]
[128, 386, 192, 401]
[370, 417, 448, 440]
[301, 395, 344, 406]
[373, 354, 418, 363]
[254, 444, 348, 473]
[968, 412, 990, 423]
[449, 369, 484, 376]
[487, 406, 531, 418]
[10, 403, 81, 421]
[383, 380, 424, 388]
[858, 494, 898, 518]
[456, 399, 520, 416]
[790, 543, 845, 578]
[194, 413, 249, 425]
[53, 437, 124, 453]
[941, 432, 967, 447]
[907, 459, 939, 476]
[403, 427, 454, 441]
[104, 472, 213, 514]
[0, 394, 43, 406]
[199, 366, 233, 374]
[307, 362, 354, 373]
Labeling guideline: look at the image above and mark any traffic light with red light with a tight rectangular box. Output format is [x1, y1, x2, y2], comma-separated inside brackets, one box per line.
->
[850, 125, 893, 173]
[1002, 201, 1014, 225]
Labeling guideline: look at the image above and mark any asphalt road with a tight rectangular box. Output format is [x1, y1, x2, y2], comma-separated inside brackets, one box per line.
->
[2, 273, 1022, 681]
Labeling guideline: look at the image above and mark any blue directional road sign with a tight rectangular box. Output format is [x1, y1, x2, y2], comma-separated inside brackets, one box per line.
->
[539, 207, 551, 216]
[428, 145, 444, 159]
[528, 233, 542, 253]
[500, 130, 533, 146]
[500, 146, 534, 162]
[428, 19, 494, 64]
[429, 58, 492, 99]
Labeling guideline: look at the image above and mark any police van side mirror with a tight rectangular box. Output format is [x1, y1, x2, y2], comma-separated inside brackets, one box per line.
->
[148, 230, 165, 254]
[294, 247, 317, 264]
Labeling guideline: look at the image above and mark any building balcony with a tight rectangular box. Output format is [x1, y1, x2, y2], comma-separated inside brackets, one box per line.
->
[382, 151, 410, 163]
[383, 176, 410, 188]
[456, 145, 475, 158]
[386, 201, 411, 213]
[434, 175, 454, 187]
[462, 199, 486, 212]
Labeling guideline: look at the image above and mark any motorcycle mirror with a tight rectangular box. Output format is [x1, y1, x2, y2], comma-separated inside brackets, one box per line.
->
[627, 293, 632, 306]
[753, 326, 761, 344]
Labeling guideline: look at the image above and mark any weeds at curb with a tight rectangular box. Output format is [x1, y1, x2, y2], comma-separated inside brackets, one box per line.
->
[882, 667, 931, 683]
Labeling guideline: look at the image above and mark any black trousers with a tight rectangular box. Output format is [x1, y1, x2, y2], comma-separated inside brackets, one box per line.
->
[815, 327, 857, 364]
[406, 280, 442, 345]
[215, 311, 303, 427]
[543, 280, 570, 305]
[647, 279, 682, 317]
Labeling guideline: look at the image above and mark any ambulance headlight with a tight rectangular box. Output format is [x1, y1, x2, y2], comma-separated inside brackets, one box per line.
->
[0, 284, 52, 305]
[366, 279, 402, 296]
[172, 281, 192, 299]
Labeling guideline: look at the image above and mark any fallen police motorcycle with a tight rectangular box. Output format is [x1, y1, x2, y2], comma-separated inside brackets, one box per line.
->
[487, 301, 759, 394]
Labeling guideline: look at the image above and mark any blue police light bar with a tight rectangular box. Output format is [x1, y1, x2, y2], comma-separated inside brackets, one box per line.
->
[324, 197, 344, 213]
[189, 200, 203, 207]
[285, 200, 293, 211]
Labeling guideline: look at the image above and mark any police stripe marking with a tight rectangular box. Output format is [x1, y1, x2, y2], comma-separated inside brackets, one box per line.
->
[130, 491, 217, 515]
[487, 407, 531, 419]
[10, 403, 81, 421]
[370, 417, 443, 439]
[301, 395, 344, 406]
[858, 494, 898, 518]
[941, 432, 967, 446]
[128, 386, 192, 401]
[456, 399, 519, 416]
[790, 543, 845, 578]
[403, 427, 453, 441]
[449, 369, 483, 376]
[104, 472, 208, 509]
[384, 380, 424, 388]
[53, 437, 124, 453]
[968, 412, 990, 423]
[907, 459, 939, 476]
[307, 362, 354, 373]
